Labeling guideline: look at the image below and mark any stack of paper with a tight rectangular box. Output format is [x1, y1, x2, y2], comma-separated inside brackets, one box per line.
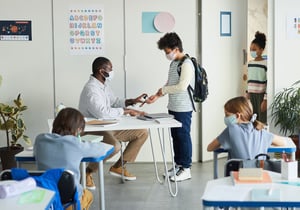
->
[85, 119, 119, 126]
[238, 168, 263, 181]
[231, 169, 272, 184]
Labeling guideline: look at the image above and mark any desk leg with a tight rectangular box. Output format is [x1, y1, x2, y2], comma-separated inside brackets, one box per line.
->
[149, 129, 163, 184]
[213, 151, 218, 179]
[157, 128, 178, 197]
[81, 162, 86, 189]
[99, 161, 105, 210]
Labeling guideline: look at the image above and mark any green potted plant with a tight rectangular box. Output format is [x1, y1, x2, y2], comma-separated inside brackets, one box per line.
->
[271, 80, 300, 159]
[0, 93, 31, 169]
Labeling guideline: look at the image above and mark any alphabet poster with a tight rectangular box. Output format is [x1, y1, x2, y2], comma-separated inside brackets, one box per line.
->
[69, 7, 104, 55]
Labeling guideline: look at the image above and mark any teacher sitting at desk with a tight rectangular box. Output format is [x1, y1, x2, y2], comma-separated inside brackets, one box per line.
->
[207, 96, 286, 159]
[79, 56, 148, 189]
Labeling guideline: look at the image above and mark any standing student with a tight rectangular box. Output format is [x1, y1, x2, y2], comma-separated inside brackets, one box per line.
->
[145, 32, 194, 182]
[245, 31, 267, 123]
[207, 96, 286, 159]
[34, 107, 103, 210]
[79, 56, 148, 188]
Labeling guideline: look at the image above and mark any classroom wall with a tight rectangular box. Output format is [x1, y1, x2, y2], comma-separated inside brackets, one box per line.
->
[0, 0, 54, 146]
[0, 0, 200, 162]
[201, 0, 248, 161]
[267, 0, 300, 135]
[1, 0, 298, 162]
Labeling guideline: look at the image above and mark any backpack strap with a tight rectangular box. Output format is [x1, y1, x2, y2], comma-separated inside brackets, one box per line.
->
[177, 54, 196, 112]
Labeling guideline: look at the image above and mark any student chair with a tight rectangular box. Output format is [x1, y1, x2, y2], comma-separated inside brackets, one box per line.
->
[0, 169, 77, 210]
[224, 159, 244, 177]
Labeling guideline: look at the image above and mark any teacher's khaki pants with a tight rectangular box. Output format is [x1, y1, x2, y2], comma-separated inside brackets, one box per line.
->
[85, 129, 148, 172]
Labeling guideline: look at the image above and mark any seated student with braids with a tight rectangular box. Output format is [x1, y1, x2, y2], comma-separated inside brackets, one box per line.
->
[207, 96, 286, 159]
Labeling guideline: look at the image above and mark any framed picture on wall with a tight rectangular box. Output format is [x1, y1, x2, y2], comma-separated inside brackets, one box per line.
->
[220, 11, 231, 36]
[0, 20, 32, 41]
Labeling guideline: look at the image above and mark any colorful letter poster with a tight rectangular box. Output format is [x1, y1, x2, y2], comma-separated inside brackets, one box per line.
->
[0, 20, 32, 41]
[286, 14, 300, 39]
[69, 7, 104, 55]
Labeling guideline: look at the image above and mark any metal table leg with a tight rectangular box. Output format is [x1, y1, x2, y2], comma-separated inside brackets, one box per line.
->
[99, 161, 105, 210]
[157, 128, 178, 197]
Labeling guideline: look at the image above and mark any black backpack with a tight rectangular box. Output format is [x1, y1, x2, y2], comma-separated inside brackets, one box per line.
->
[178, 54, 208, 111]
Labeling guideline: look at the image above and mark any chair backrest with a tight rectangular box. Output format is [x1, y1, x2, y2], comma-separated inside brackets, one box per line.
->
[58, 170, 76, 204]
[0, 169, 76, 207]
[224, 159, 244, 177]
[0, 169, 13, 180]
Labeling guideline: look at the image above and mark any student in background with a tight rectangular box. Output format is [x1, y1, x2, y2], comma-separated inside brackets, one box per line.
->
[79, 56, 148, 189]
[34, 107, 103, 210]
[245, 31, 267, 123]
[145, 32, 194, 182]
[207, 96, 286, 159]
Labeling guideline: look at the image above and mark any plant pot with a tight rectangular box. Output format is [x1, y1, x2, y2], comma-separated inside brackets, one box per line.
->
[290, 135, 300, 160]
[0, 146, 24, 170]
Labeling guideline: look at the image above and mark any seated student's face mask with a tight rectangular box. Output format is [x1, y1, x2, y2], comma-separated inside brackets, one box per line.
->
[224, 115, 237, 126]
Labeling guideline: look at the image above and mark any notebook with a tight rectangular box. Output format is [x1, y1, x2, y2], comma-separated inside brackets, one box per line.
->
[143, 113, 174, 119]
[85, 119, 119, 126]
[81, 135, 103, 143]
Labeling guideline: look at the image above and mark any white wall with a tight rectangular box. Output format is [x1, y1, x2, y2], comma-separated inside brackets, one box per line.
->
[123, 0, 199, 162]
[0, 0, 200, 162]
[268, 0, 300, 135]
[201, 0, 247, 161]
[1, 0, 297, 162]
[0, 0, 54, 147]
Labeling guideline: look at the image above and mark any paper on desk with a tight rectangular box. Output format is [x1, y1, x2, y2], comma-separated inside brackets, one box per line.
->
[85, 118, 119, 126]
[251, 188, 281, 201]
[18, 189, 46, 204]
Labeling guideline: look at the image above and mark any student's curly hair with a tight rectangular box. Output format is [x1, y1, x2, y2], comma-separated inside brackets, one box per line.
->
[224, 96, 265, 130]
[52, 107, 85, 136]
[251, 31, 266, 50]
[157, 32, 183, 52]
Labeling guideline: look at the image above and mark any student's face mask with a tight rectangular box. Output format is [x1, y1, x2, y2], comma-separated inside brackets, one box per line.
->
[250, 50, 257, 58]
[224, 115, 237, 126]
[166, 50, 177, 61]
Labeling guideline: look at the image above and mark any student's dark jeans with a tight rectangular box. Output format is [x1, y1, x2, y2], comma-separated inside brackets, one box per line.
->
[169, 110, 192, 169]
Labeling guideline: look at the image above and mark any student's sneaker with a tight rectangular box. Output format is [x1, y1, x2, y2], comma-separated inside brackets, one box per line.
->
[109, 166, 137, 181]
[163, 165, 181, 177]
[86, 173, 96, 190]
[170, 167, 191, 182]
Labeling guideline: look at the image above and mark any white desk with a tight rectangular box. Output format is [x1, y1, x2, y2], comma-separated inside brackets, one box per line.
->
[0, 184, 55, 210]
[213, 137, 297, 179]
[49, 115, 182, 196]
[202, 171, 300, 209]
[15, 142, 114, 210]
